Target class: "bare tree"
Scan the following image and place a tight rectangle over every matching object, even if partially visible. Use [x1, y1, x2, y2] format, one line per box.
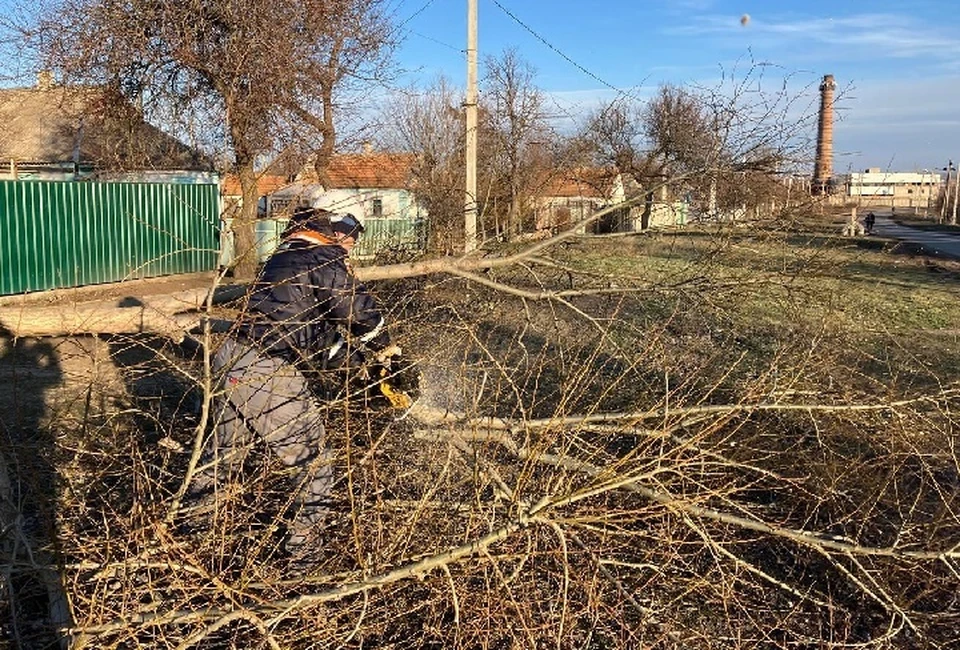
[479, 49, 554, 239]
[382, 51, 556, 250]
[26, 0, 395, 278]
[382, 78, 466, 254]
[585, 65, 812, 227]
[585, 85, 715, 229]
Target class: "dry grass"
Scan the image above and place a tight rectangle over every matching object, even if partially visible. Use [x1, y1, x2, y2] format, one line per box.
[3, 215, 960, 648]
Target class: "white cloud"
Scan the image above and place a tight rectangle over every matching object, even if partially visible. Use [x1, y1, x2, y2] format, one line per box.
[667, 12, 960, 69]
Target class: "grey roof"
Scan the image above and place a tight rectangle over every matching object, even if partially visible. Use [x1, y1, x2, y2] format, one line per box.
[0, 85, 210, 171]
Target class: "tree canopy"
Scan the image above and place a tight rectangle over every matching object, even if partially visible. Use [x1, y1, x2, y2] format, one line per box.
[29, 0, 395, 277]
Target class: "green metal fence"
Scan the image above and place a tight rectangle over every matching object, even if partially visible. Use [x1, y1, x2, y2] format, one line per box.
[0, 179, 220, 295]
[354, 217, 426, 259]
[220, 216, 426, 266]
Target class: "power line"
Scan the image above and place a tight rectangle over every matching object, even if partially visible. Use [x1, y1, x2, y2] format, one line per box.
[407, 29, 462, 53]
[398, 0, 440, 29]
[394, 0, 462, 53]
[489, 0, 624, 95]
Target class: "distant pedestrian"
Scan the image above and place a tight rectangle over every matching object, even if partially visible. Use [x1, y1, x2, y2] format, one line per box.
[865, 212, 876, 234]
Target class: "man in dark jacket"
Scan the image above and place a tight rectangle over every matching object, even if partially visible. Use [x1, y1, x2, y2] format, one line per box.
[197, 206, 397, 555]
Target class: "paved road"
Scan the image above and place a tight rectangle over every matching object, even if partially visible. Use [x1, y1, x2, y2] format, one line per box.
[867, 211, 960, 261]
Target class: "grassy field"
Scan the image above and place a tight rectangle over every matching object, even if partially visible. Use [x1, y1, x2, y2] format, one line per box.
[460, 215, 960, 414]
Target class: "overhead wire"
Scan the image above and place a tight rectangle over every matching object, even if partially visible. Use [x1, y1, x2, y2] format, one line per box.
[397, 0, 440, 28]
[396, 0, 462, 53]
[488, 0, 637, 99]
[487, 0, 651, 133]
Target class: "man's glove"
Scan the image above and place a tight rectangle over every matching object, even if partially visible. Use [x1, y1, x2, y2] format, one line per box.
[375, 344, 403, 364]
[371, 346, 421, 410]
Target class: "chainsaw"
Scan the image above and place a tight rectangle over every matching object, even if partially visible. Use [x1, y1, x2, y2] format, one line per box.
[304, 348, 421, 413]
[367, 354, 421, 411]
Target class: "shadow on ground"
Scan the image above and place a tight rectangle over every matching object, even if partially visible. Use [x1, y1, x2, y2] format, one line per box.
[0, 325, 70, 648]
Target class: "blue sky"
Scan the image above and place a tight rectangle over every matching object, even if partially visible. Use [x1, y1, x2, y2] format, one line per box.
[390, 0, 960, 174]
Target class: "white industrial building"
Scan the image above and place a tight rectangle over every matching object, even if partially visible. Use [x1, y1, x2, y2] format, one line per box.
[845, 168, 942, 209]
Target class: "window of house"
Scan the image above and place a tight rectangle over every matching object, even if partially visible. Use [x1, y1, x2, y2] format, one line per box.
[373, 198, 383, 218]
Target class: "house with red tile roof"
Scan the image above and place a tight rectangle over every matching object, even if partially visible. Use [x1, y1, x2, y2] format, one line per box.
[261, 145, 427, 258]
[533, 167, 689, 233]
[269, 147, 424, 223]
[533, 167, 625, 233]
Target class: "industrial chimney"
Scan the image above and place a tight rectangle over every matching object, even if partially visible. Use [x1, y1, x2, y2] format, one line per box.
[813, 74, 836, 194]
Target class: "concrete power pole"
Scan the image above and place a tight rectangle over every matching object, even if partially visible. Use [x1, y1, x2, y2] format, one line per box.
[941, 161, 953, 223]
[953, 161, 960, 225]
[464, 0, 478, 252]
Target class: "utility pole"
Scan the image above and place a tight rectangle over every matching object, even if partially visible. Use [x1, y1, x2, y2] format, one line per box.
[463, 0, 478, 252]
[953, 160, 960, 225]
[941, 161, 952, 223]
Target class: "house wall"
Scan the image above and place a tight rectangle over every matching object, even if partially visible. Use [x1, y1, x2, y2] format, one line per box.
[221, 184, 428, 264]
[316, 188, 425, 222]
[313, 188, 426, 259]
[627, 202, 689, 229]
[0, 162, 219, 185]
[267, 186, 425, 223]
[98, 171, 220, 185]
[0, 161, 89, 181]
[534, 197, 606, 233]
[534, 196, 689, 234]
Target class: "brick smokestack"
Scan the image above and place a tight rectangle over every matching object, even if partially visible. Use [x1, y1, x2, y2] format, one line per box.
[813, 74, 836, 194]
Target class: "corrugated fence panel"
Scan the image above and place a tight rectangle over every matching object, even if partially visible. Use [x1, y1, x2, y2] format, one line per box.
[354, 218, 425, 259]
[227, 216, 427, 264]
[0, 179, 220, 295]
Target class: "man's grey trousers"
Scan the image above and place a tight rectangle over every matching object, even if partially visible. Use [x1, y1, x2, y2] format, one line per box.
[197, 336, 333, 548]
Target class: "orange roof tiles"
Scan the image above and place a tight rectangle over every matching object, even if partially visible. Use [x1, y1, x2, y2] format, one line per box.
[324, 153, 417, 189]
[540, 168, 617, 198]
[221, 173, 291, 197]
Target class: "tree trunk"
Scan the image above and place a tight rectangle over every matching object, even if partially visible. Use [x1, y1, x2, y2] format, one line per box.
[231, 162, 261, 281]
[0, 286, 246, 340]
[641, 191, 654, 230]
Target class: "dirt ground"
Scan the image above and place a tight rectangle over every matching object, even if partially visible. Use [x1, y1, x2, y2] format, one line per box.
[0, 272, 222, 308]
[0, 272, 227, 423]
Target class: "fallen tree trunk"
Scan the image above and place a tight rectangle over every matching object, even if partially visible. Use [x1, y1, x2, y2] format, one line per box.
[0, 196, 643, 339]
[0, 285, 246, 340]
